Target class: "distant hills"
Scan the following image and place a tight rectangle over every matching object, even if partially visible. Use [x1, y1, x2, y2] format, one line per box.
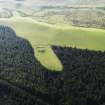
[22, 0, 105, 6]
[0, 0, 105, 7]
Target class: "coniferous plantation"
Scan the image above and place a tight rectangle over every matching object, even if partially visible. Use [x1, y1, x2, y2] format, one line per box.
[0, 26, 105, 105]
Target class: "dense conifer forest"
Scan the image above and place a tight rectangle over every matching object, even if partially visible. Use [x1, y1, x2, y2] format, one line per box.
[0, 26, 105, 105]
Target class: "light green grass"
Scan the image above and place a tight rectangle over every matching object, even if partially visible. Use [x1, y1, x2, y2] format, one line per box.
[34, 46, 63, 71]
[9, 17, 105, 51]
[0, 16, 105, 71]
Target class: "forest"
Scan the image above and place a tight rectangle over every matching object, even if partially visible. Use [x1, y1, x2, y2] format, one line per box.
[0, 26, 105, 105]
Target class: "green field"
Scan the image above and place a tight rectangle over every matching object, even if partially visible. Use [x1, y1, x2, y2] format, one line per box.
[1, 16, 105, 71]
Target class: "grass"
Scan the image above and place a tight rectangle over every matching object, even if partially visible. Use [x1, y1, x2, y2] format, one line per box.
[35, 46, 63, 71]
[0, 16, 105, 71]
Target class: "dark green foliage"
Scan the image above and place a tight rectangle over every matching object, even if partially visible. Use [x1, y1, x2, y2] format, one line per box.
[0, 26, 105, 105]
[0, 26, 64, 105]
[53, 46, 105, 105]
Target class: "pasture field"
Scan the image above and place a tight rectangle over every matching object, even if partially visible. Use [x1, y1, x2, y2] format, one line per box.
[35, 46, 63, 71]
[1, 16, 105, 71]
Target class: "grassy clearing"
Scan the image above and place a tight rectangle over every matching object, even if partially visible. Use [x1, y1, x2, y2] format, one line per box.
[0, 16, 105, 71]
[9, 17, 105, 51]
[34, 46, 63, 71]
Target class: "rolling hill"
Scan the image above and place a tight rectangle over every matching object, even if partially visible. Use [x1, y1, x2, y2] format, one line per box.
[0, 15, 105, 71]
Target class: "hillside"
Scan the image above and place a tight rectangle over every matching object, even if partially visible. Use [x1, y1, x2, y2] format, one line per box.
[32, 7, 105, 29]
[0, 1, 105, 105]
[8, 16, 105, 51]
[1, 15, 105, 71]
[53, 46, 105, 105]
[16, 0, 105, 6]
[0, 26, 105, 105]
[1, 34, 105, 105]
